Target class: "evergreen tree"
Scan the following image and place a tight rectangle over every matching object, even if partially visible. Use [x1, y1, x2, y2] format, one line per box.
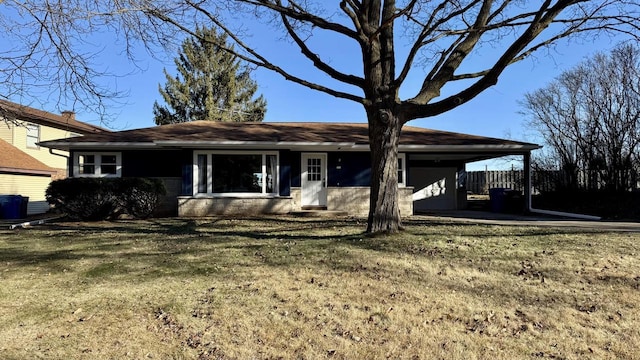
[153, 27, 266, 125]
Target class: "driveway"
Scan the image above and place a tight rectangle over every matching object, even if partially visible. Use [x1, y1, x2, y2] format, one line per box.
[412, 210, 640, 233]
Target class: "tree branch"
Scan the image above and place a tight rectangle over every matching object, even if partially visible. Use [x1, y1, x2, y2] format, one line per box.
[414, 2, 640, 84]
[237, 0, 359, 39]
[395, 1, 480, 88]
[410, 0, 494, 104]
[150, 2, 366, 104]
[279, 7, 365, 88]
[403, 0, 574, 121]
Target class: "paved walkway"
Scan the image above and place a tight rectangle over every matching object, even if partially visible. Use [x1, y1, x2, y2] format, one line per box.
[412, 210, 640, 232]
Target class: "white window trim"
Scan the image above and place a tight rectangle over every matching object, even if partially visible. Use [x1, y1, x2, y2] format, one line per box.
[398, 153, 406, 187]
[193, 150, 279, 196]
[73, 152, 122, 178]
[26, 123, 40, 149]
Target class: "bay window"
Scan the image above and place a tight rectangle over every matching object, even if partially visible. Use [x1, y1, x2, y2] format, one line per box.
[194, 151, 278, 195]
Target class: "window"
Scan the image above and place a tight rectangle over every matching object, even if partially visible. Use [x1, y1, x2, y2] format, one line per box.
[307, 157, 322, 181]
[78, 154, 96, 175]
[194, 151, 278, 195]
[26, 123, 40, 148]
[74, 152, 121, 177]
[197, 154, 209, 193]
[265, 154, 276, 193]
[398, 153, 406, 187]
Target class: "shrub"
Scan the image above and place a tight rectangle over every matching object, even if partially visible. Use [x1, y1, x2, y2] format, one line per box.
[118, 178, 167, 219]
[46, 178, 119, 221]
[46, 178, 166, 221]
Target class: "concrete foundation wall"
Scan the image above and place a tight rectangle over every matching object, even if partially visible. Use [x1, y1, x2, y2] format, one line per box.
[291, 186, 413, 217]
[178, 196, 293, 216]
[327, 186, 414, 216]
[177, 186, 414, 217]
[290, 188, 301, 210]
[399, 187, 414, 216]
[153, 177, 182, 217]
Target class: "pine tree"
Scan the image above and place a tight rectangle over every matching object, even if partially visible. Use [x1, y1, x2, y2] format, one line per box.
[153, 27, 266, 125]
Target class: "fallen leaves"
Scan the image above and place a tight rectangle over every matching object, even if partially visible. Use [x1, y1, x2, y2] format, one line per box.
[517, 260, 546, 283]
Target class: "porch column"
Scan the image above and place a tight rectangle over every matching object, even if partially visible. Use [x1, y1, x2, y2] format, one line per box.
[523, 152, 532, 212]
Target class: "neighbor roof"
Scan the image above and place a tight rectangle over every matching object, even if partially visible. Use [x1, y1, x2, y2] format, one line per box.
[0, 139, 56, 176]
[39, 121, 539, 153]
[0, 99, 107, 135]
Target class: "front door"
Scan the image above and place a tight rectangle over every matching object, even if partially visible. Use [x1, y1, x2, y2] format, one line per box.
[301, 153, 327, 208]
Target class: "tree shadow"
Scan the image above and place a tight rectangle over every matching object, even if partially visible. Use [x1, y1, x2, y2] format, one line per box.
[0, 216, 366, 281]
[2, 216, 633, 298]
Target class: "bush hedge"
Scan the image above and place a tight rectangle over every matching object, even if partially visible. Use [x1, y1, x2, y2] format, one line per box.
[46, 178, 166, 221]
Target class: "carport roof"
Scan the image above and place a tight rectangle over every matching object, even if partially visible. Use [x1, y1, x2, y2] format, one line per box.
[40, 121, 539, 157]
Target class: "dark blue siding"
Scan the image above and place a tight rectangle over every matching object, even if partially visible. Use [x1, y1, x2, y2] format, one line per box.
[407, 158, 461, 168]
[181, 151, 193, 195]
[328, 152, 371, 186]
[67, 152, 73, 177]
[279, 150, 291, 196]
[71, 149, 376, 194]
[289, 152, 371, 187]
[122, 150, 185, 177]
[290, 152, 302, 188]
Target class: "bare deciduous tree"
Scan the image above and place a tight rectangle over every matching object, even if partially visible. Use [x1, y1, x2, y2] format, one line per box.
[1, 1, 113, 119]
[2, 1, 640, 232]
[522, 43, 640, 192]
[0, 0, 183, 121]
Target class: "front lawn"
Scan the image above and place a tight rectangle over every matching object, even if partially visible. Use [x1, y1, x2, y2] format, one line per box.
[1, 217, 638, 359]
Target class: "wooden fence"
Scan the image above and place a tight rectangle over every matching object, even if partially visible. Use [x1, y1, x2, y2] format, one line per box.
[466, 170, 525, 194]
[466, 169, 640, 194]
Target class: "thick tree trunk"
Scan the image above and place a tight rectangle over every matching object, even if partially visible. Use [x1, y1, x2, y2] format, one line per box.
[366, 108, 402, 233]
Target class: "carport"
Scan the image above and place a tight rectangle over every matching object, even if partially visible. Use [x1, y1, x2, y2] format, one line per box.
[403, 143, 540, 213]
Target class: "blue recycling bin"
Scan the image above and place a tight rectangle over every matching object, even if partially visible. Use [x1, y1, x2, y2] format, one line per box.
[0, 195, 24, 219]
[488, 188, 507, 213]
[20, 196, 29, 218]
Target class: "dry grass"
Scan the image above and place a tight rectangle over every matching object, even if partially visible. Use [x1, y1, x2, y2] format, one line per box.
[0, 217, 639, 359]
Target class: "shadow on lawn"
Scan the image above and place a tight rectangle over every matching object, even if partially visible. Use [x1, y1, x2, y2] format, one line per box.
[36, 216, 365, 237]
[0, 217, 365, 280]
[0, 216, 613, 289]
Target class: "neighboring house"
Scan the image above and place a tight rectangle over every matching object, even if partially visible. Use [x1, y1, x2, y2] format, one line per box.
[0, 139, 57, 215]
[0, 100, 107, 215]
[40, 121, 540, 217]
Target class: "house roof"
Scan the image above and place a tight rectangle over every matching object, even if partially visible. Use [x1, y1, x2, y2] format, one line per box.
[0, 99, 107, 135]
[40, 121, 540, 156]
[0, 139, 56, 176]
